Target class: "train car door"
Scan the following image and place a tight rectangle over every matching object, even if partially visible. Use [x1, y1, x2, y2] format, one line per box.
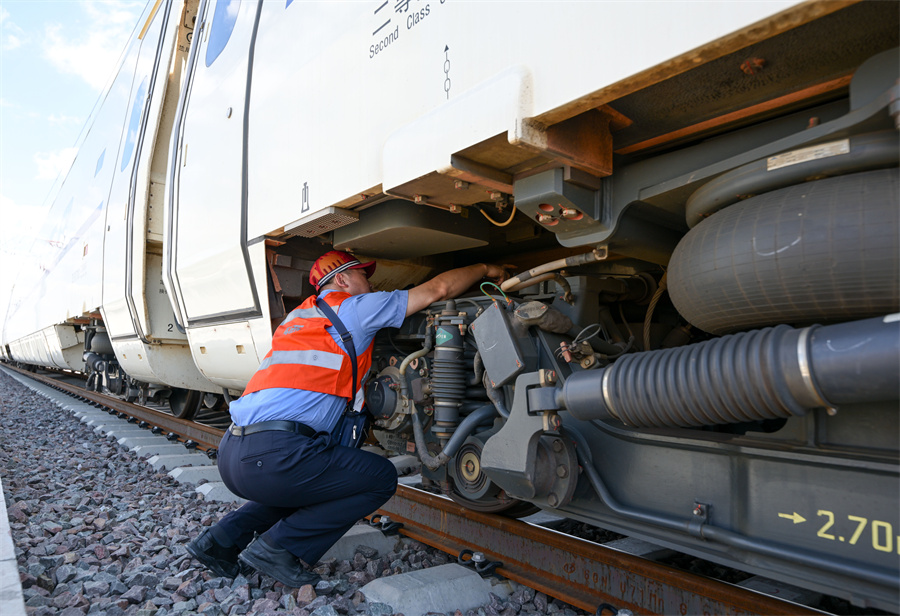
[166, 0, 270, 388]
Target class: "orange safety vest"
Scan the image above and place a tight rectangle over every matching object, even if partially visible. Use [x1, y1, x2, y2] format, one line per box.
[242, 292, 373, 402]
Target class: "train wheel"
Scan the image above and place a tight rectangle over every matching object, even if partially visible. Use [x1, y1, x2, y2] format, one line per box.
[168, 388, 201, 419]
[448, 440, 539, 518]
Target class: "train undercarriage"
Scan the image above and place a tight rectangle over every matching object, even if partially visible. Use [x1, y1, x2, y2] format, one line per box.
[62, 39, 898, 613]
[3, 0, 897, 610]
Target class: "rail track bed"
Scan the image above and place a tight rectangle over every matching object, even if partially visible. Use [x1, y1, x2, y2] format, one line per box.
[0, 365, 890, 616]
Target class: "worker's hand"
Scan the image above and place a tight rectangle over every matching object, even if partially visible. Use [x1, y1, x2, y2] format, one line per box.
[484, 264, 513, 284]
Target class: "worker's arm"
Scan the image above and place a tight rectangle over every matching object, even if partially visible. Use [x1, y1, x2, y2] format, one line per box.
[405, 263, 508, 316]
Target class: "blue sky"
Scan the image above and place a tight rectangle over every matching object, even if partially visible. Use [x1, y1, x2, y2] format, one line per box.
[0, 0, 145, 321]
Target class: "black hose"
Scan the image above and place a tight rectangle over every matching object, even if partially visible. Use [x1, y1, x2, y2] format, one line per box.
[484, 372, 510, 418]
[560, 315, 899, 428]
[440, 405, 497, 458]
[413, 403, 497, 470]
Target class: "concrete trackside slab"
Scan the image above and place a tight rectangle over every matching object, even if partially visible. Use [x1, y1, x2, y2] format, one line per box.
[148, 453, 215, 471]
[88, 421, 125, 433]
[118, 435, 172, 449]
[90, 423, 136, 435]
[132, 443, 194, 458]
[361, 563, 492, 616]
[68, 404, 105, 413]
[104, 427, 155, 439]
[74, 412, 113, 423]
[64, 402, 103, 410]
[196, 482, 246, 504]
[322, 525, 401, 562]
[84, 419, 117, 430]
[0, 476, 27, 616]
[168, 466, 222, 485]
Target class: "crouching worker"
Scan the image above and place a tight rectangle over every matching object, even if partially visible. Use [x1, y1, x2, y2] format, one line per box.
[187, 250, 508, 586]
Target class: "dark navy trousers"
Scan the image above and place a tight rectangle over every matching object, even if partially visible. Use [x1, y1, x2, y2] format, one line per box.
[209, 429, 397, 567]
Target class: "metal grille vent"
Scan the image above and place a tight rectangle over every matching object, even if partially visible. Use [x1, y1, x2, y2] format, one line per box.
[283, 207, 359, 238]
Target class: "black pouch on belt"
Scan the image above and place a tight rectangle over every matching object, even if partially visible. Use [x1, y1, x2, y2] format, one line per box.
[316, 296, 371, 449]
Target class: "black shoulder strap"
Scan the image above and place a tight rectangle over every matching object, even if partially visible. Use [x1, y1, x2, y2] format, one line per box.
[315, 295, 358, 412]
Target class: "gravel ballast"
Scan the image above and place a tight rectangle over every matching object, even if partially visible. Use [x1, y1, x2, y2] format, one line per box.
[0, 371, 588, 616]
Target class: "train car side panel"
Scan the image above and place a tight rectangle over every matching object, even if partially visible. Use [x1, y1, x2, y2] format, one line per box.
[245, 0, 798, 240]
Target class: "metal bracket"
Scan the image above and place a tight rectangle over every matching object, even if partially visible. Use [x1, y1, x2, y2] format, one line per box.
[458, 549, 503, 577]
[369, 514, 404, 536]
[480, 372, 578, 509]
[688, 502, 710, 538]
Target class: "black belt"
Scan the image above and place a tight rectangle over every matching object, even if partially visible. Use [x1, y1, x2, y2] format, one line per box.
[229, 420, 317, 438]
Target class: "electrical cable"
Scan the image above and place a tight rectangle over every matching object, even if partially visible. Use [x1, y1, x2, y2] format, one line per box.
[477, 204, 517, 227]
[479, 281, 509, 304]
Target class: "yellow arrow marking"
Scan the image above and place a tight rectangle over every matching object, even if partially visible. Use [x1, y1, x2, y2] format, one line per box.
[778, 512, 807, 524]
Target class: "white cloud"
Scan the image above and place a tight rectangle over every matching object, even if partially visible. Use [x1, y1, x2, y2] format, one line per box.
[43, 0, 144, 91]
[34, 147, 78, 181]
[83, 0, 146, 26]
[0, 6, 28, 51]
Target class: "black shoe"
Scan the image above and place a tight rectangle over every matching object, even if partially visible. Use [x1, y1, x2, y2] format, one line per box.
[187, 529, 242, 578]
[238, 536, 321, 588]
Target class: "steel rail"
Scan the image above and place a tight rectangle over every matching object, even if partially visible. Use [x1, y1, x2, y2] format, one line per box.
[4, 365, 224, 450]
[377, 486, 826, 616]
[6, 363, 826, 615]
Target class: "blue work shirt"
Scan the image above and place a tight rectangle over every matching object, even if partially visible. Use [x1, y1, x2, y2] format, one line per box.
[229, 289, 408, 432]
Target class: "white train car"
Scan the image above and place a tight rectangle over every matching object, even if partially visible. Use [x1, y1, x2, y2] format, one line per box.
[8, 0, 823, 398]
[3, 0, 898, 608]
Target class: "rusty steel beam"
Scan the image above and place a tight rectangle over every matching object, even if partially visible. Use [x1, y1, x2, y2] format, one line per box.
[6, 365, 224, 450]
[378, 486, 825, 616]
[614, 74, 852, 156]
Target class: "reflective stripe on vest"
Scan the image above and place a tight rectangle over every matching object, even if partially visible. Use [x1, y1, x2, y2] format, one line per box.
[281, 306, 326, 324]
[242, 292, 373, 401]
[257, 349, 344, 372]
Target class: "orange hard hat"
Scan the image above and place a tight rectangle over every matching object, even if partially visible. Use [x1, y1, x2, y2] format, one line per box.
[309, 250, 376, 291]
